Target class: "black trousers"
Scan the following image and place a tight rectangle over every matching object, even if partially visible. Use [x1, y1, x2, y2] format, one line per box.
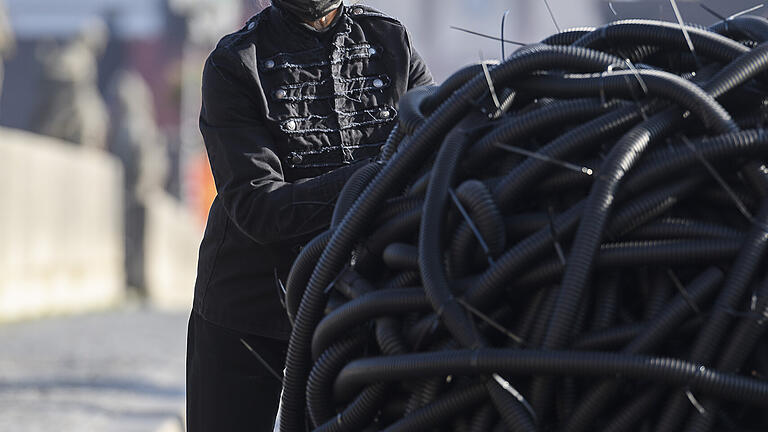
[186, 311, 288, 431]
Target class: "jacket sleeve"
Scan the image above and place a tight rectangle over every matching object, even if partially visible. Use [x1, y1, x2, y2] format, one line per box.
[405, 30, 435, 89]
[199, 48, 365, 246]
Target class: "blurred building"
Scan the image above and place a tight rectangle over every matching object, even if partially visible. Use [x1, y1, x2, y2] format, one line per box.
[363, 0, 603, 82]
[2, 0, 170, 130]
[0, 0, 242, 313]
[0, 0, 240, 203]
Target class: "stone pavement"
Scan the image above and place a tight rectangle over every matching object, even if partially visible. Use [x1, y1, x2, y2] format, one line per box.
[0, 307, 188, 432]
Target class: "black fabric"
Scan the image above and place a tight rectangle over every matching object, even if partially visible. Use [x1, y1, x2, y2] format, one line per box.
[193, 4, 434, 339]
[272, 0, 343, 22]
[186, 311, 288, 432]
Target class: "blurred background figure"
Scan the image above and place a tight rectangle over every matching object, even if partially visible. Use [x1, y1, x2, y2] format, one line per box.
[0, 0, 14, 103]
[110, 70, 170, 297]
[33, 19, 110, 149]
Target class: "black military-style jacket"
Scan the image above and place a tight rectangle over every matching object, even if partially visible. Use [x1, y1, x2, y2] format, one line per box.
[194, 4, 433, 338]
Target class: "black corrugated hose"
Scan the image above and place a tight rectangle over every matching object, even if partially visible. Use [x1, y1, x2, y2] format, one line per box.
[278, 18, 768, 432]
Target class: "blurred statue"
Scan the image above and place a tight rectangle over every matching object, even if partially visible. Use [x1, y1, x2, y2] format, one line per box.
[109, 70, 169, 295]
[34, 19, 110, 149]
[0, 0, 15, 102]
[111, 71, 169, 202]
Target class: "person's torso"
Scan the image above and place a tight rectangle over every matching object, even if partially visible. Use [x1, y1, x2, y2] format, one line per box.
[194, 5, 414, 337]
[252, 5, 410, 180]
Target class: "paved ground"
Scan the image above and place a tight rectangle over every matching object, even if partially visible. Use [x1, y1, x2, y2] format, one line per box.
[0, 307, 188, 432]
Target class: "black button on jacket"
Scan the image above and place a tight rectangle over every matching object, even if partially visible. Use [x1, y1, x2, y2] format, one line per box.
[194, 4, 434, 339]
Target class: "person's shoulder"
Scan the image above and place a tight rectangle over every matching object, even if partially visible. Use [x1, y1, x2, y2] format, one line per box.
[347, 4, 406, 28]
[211, 8, 269, 57]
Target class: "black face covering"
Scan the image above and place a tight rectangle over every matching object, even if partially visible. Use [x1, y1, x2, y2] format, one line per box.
[272, 0, 343, 22]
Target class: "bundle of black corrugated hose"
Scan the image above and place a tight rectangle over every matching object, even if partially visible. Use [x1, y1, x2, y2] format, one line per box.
[278, 16, 768, 432]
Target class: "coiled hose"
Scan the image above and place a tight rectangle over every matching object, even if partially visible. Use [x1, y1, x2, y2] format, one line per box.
[280, 18, 768, 432]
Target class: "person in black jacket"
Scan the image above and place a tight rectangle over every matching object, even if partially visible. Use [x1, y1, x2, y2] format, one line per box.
[186, 1, 434, 430]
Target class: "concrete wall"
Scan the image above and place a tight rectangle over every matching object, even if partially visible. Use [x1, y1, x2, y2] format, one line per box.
[144, 190, 202, 310]
[0, 127, 125, 321]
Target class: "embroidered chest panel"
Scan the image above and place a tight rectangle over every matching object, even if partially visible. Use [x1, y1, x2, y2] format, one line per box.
[256, 15, 401, 172]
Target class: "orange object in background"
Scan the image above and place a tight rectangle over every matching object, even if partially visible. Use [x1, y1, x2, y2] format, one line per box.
[187, 152, 217, 225]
